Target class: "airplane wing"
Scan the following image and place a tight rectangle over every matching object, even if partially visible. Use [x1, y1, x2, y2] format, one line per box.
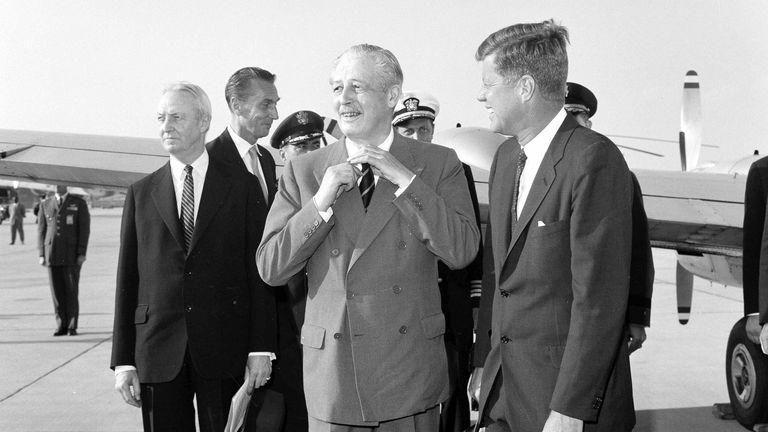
[0, 129, 167, 189]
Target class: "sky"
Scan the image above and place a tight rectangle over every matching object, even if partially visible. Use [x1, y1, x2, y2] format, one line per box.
[2, 1, 767, 171]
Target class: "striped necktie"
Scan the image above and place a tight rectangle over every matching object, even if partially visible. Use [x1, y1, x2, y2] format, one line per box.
[359, 163, 375, 210]
[511, 148, 527, 224]
[181, 165, 195, 252]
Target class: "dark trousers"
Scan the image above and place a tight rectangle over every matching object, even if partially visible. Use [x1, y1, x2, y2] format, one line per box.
[480, 373, 512, 432]
[48, 265, 80, 331]
[10, 220, 24, 243]
[440, 339, 470, 432]
[140, 350, 240, 432]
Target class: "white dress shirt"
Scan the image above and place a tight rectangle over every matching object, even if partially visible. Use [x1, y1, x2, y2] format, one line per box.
[515, 109, 567, 218]
[169, 151, 209, 222]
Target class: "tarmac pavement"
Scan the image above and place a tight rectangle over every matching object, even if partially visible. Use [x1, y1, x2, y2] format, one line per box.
[0, 209, 752, 431]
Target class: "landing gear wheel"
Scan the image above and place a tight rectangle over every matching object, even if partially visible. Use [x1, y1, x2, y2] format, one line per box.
[726, 316, 768, 429]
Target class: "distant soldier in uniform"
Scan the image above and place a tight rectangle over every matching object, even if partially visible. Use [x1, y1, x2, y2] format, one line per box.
[564, 82, 655, 353]
[38, 185, 90, 336]
[392, 90, 483, 432]
[271, 110, 326, 163]
[9, 196, 26, 245]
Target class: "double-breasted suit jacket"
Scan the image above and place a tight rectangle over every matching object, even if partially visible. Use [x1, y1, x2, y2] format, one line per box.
[110, 157, 276, 383]
[476, 114, 635, 431]
[256, 134, 480, 425]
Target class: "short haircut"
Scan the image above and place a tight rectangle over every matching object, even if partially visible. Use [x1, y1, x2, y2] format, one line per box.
[225, 67, 276, 111]
[475, 20, 570, 102]
[333, 44, 403, 92]
[161, 81, 212, 132]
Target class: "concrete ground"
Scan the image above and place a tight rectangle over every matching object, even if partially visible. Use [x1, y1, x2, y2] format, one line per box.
[0, 209, 752, 431]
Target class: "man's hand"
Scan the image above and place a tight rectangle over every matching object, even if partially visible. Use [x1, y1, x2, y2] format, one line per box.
[347, 145, 414, 188]
[38, 257, 45, 266]
[627, 324, 647, 354]
[747, 315, 762, 345]
[314, 163, 360, 212]
[542, 410, 583, 432]
[115, 370, 142, 408]
[760, 324, 768, 355]
[468, 367, 483, 409]
[76, 255, 86, 266]
[244, 355, 272, 394]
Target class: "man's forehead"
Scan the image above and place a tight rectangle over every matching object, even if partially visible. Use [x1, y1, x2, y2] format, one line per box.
[157, 91, 195, 112]
[244, 79, 279, 100]
[331, 54, 374, 80]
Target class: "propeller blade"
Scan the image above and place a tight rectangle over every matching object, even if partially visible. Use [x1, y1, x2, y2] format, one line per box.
[676, 261, 693, 324]
[680, 70, 703, 171]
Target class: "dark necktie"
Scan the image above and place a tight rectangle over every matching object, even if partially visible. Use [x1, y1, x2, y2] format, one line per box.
[510, 148, 527, 225]
[181, 165, 195, 252]
[359, 163, 375, 210]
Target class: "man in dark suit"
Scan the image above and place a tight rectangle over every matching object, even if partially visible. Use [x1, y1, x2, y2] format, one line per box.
[206, 67, 307, 432]
[392, 90, 483, 432]
[111, 82, 276, 432]
[745, 157, 768, 350]
[38, 184, 90, 336]
[257, 44, 480, 432]
[471, 21, 635, 432]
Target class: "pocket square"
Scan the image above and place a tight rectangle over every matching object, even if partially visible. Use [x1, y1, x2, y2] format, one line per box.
[537, 220, 546, 227]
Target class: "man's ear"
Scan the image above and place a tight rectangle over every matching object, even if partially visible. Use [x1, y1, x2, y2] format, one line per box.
[229, 97, 241, 115]
[386, 85, 401, 108]
[518, 75, 536, 103]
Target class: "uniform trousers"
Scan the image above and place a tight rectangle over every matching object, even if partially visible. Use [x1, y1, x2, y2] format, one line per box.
[48, 265, 80, 332]
[440, 338, 470, 432]
[10, 220, 24, 243]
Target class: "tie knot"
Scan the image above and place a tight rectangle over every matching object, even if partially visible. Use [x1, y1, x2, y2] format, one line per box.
[184, 165, 193, 175]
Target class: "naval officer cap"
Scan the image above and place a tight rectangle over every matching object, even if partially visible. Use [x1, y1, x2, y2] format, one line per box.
[270, 110, 325, 149]
[392, 90, 440, 126]
[565, 82, 598, 118]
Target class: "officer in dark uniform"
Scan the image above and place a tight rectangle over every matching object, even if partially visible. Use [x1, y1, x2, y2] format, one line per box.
[565, 82, 655, 352]
[269, 110, 326, 432]
[270, 110, 326, 163]
[38, 185, 90, 336]
[392, 91, 483, 432]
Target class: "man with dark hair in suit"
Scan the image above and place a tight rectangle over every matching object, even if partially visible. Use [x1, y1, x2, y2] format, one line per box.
[257, 44, 480, 432]
[207, 67, 307, 432]
[38, 184, 90, 336]
[111, 81, 276, 432]
[471, 21, 635, 432]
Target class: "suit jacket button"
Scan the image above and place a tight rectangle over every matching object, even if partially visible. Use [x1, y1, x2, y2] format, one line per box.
[500, 290, 509, 298]
[392, 285, 402, 294]
[397, 241, 407, 250]
[500, 336, 510, 344]
[399, 326, 408, 334]
[185, 306, 192, 312]
[346, 292, 355, 300]
[333, 333, 342, 340]
[331, 248, 340, 256]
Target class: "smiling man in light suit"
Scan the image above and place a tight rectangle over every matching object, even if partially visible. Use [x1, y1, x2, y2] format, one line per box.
[257, 44, 480, 432]
[471, 21, 636, 432]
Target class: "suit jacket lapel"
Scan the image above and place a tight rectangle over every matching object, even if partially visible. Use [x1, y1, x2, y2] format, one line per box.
[259, 148, 277, 205]
[490, 139, 517, 272]
[189, 161, 231, 253]
[325, 139, 365, 244]
[150, 163, 186, 252]
[349, 136, 418, 270]
[505, 116, 577, 259]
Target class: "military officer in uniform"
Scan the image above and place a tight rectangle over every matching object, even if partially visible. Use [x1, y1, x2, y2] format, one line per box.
[392, 90, 483, 432]
[38, 185, 90, 336]
[271, 110, 326, 163]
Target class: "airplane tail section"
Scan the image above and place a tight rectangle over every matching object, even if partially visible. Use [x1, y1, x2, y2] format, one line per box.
[680, 70, 703, 171]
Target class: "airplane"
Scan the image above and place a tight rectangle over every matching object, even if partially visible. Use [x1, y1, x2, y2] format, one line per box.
[0, 72, 765, 429]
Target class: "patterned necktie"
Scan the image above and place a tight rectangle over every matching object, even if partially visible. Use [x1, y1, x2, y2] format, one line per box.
[359, 163, 375, 210]
[510, 148, 527, 224]
[181, 165, 195, 252]
[248, 146, 269, 202]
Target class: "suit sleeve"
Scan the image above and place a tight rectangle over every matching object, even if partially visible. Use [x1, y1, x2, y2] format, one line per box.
[463, 165, 484, 308]
[77, 198, 91, 257]
[627, 172, 654, 327]
[392, 148, 480, 270]
[111, 185, 139, 369]
[257, 160, 334, 287]
[37, 201, 47, 258]
[549, 140, 633, 421]
[744, 162, 765, 317]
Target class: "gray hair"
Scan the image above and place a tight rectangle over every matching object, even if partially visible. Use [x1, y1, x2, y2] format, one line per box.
[161, 81, 212, 132]
[333, 44, 403, 92]
[476, 20, 570, 102]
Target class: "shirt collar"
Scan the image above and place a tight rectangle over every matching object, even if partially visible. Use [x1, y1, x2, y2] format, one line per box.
[345, 128, 395, 158]
[228, 125, 262, 159]
[521, 108, 567, 155]
[169, 149, 209, 181]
